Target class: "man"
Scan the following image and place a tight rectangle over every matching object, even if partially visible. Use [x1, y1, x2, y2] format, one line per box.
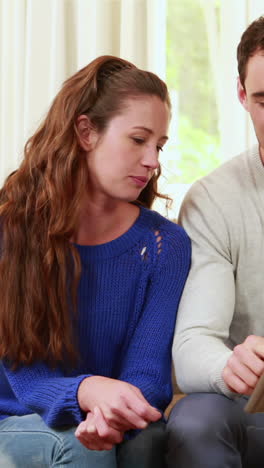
[167, 15, 264, 468]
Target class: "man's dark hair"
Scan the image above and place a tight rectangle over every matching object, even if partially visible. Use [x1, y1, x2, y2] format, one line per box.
[237, 15, 264, 88]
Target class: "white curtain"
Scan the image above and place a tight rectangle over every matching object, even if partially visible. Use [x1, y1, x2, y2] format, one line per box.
[0, 0, 166, 185]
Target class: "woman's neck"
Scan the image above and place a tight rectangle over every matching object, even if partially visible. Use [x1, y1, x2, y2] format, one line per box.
[72, 200, 140, 246]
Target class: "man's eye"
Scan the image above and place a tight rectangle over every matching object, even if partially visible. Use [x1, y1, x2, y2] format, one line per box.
[157, 146, 163, 152]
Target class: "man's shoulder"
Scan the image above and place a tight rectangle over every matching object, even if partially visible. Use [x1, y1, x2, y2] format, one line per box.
[179, 145, 261, 228]
[200, 149, 247, 185]
[187, 146, 258, 201]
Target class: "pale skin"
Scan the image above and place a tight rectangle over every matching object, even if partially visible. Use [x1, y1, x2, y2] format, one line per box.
[71, 95, 170, 450]
[222, 51, 264, 395]
[76, 377, 161, 450]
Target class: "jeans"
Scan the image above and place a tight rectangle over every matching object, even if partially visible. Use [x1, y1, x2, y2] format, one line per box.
[0, 414, 166, 468]
[166, 392, 264, 468]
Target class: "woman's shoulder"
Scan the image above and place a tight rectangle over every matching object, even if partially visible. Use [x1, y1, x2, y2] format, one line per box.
[140, 206, 191, 253]
[140, 206, 189, 237]
[138, 207, 191, 277]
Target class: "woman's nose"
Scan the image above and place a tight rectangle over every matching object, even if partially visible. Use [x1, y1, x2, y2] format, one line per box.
[142, 149, 159, 169]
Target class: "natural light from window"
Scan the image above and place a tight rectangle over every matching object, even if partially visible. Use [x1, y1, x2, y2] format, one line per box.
[155, 0, 262, 220]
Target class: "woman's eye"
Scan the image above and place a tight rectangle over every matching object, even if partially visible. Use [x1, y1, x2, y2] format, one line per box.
[132, 138, 145, 145]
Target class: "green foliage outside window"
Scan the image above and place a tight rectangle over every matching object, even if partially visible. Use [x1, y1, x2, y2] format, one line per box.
[166, 0, 222, 184]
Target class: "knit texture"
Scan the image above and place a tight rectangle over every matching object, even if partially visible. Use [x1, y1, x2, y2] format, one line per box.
[174, 144, 264, 397]
[0, 205, 191, 427]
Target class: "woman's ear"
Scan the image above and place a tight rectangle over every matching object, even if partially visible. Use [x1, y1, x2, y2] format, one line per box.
[76, 115, 99, 151]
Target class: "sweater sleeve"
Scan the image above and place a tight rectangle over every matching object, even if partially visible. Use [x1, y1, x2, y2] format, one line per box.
[2, 360, 91, 427]
[118, 225, 191, 412]
[173, 180, 236, 396]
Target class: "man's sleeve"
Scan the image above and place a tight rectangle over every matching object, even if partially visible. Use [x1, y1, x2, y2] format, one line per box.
[173, 180, 235, 396]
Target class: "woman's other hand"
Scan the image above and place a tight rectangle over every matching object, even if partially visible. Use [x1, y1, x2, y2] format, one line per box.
[77, 376, 161, 432]
[75, 406, 124, 450]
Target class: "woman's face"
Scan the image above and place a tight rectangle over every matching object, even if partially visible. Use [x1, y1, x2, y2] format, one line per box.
[84, 95, 170, 204]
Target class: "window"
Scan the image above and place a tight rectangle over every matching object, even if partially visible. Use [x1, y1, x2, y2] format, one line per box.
[155, 0, 262, 219]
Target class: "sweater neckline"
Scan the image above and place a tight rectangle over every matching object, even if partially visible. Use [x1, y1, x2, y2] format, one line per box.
[248, 143, 264, 182]
[249, 144, 264, 171]
[246, 144, 264, 207]
[74, 205, 153, 260]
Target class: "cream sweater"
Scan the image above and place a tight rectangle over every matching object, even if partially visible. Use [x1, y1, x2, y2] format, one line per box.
[174, 145, 264, 396]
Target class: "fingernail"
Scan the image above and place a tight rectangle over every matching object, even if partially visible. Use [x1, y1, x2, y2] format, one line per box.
[87, 425, 96, 433]
[140, 421, 147, 428]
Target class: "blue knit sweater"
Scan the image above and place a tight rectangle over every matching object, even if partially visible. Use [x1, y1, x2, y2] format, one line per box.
[0, 206, 191, 428]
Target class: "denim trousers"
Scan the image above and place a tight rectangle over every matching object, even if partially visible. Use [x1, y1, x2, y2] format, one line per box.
[0, 414, 166, 468]
[166, 392, 264, 468]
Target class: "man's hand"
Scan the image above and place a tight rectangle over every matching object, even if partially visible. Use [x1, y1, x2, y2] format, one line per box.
[222, 335, 264, 395]
[75, 406, 123, 450]
[77, 376, 161, 432]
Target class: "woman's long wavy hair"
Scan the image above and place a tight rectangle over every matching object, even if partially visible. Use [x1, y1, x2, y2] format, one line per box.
[0, 55, 171, 368]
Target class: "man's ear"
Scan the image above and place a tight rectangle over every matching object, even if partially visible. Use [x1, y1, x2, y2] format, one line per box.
[237, 77, 249, 111]
[76, 115, 98, 151]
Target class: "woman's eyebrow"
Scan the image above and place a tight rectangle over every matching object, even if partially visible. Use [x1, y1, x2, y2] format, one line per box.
[132, 126, 168, 140]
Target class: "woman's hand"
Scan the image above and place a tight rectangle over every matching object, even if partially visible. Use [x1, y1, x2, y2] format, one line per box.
[77, 376, 161, 432]
[75, 406, 124, 450]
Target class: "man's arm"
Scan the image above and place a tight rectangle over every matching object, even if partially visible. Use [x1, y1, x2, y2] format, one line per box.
[173, 180, 235, 396]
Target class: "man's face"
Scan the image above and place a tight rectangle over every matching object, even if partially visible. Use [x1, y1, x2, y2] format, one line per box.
[238, 51, 264, 158]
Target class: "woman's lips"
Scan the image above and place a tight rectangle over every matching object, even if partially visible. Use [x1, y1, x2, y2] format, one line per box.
[130, 176, 148, 187]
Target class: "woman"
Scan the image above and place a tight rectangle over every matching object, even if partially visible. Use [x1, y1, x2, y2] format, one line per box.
[0, 55, 191, 467]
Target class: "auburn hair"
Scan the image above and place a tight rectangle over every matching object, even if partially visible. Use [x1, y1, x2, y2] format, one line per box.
[0, 55, 171, 367]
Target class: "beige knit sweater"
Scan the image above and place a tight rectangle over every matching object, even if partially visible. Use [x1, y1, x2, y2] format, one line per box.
[173, 144, 264, 397]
